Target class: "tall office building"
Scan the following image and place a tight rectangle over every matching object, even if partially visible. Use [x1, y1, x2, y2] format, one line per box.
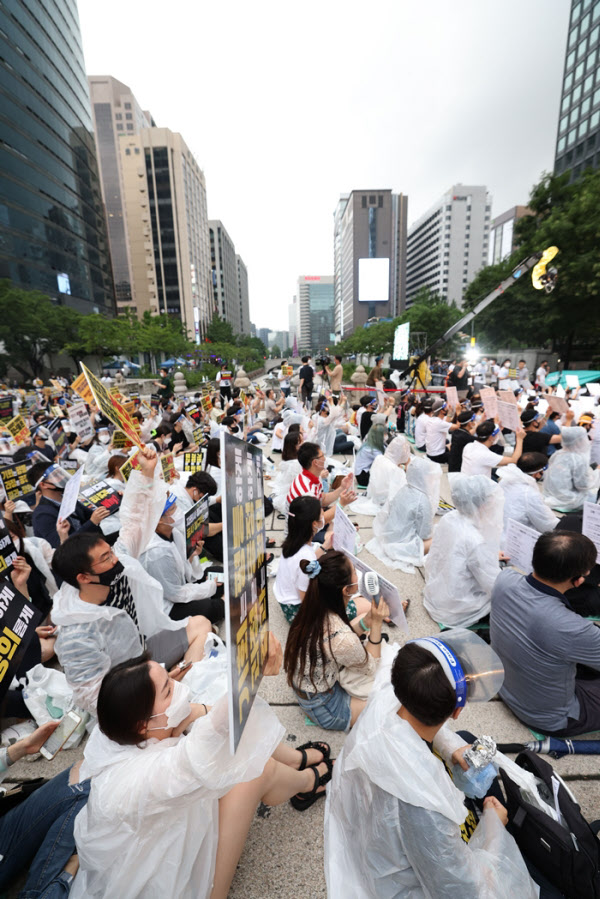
[406, 185, 491, 309]
[0, 0, 115, 314]
[258, 327, 270, 347]
[333, 190, 408, 340]
[555, 2, 600, 179]
[88, 76, 154, 308]
[288, 296, 298, 349]
[236, 255, 250, 336]
[119, 129, 212, 341]
[488, 205, 532, 265]
[297, 276, 334, 353]
[209, 221, 246, 335]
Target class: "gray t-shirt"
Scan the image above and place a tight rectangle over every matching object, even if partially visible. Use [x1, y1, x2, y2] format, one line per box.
[490, 568, 600, 731]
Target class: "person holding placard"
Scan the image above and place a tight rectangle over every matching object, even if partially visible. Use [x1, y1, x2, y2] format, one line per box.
[543, 426, 600, 512]
[497, 453, 559, 544]
[27, 461, 109, 549]
[521, 406, 574, 455]
[278, 359, 291, 397]
[425, 400, 459, 464]
[461, 421, 525, 478]
[448, 411, 477, 473]
[216, 363, 232, 405]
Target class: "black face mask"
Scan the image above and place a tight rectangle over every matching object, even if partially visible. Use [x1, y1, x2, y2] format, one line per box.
[92, 559, 125, 587]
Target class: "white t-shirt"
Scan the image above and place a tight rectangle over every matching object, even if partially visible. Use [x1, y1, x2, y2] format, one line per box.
[273, 543, 316, 606]
[425, 417, 451, 457]
[414, 413, 429, 449]
[536, 366, 547, 387]
[498, 366, 510, 382]
[461, 441, 502, 477]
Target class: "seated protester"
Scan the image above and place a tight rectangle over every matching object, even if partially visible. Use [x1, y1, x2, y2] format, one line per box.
[272, 430, 302, 515]
[105, 452, 127, 488]
[543, 426, 600, 512]
[521, 406, 574, 454]
[264, 388, 285, 424]
[274, 496, 332, 623]
[539, 410, 562, 455]
[139, 494, 223, 623]
[552, 513, 600, 616]
[424, 474, 505, 627]
[354, 395, 370, 432]
[72, 649, 332, 899]
[497, 453, 559, 544]
[168, 416, 192, 454]
[313, 396, 351, 457]
[66, 431, 89, 467]
[447, 410, 477, 472]
[50, 447, 213, 714]
[151, 422, 175, 455]
[83, 428, 112, 479]
[324, 632, 539, 899]
[413, 398, 434, 451]
[359, 397, 378, 440]
[271, 417, 287, 453]
[490, 531, 600, 736]
[171, 470, 219, 519]
[283, 550, 390, 731]
[424, 399, 459, 464]
[354, 415, 386, 487]
[13, 426, 55, 464]
[461, 420, 525, 478]
[367, 455, 441, 573]
[0, 721, 90, 897]
[351, 435, 410, 514]
[286, 442, 356, 526]
[28, 461, 110, 549]
[204, 437, 222, 499]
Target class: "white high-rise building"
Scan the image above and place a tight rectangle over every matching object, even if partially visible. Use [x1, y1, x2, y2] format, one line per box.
[406, 185, 491, 309]
[288, 297, 298, 349]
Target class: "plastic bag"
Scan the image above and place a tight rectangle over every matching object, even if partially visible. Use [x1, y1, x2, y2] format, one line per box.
[22, 664, 88, 749]
[183, 634, 229, 706]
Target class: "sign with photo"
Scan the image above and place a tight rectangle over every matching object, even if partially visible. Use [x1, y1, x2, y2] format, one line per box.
[47, 419, 67, 456]
[0, 397, 13, 420]
[184, 496, 209, 558]
[68, 403, 94, 443]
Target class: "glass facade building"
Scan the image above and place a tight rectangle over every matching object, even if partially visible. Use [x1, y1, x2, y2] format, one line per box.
[555, 0, 600, 178]
[0, 0, 115, 313]
[297, 276, 334, 354]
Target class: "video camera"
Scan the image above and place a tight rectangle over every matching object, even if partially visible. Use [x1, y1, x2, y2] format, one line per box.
[317, 355, 331, 368]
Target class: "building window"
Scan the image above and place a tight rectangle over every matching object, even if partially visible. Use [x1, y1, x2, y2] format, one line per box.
[125, 148, 131, 155]
[569, 26, 579, 47]
[125, 102, 132, 109]
[134, 147, 140, 154]
[594, 86, 600, 105]
[573, 83, 583, 102]
[126, 113, 133, 120]
[115, 113, 122, 120]
[576, 61, 585, 79]
[584, 73, 595, 93]
[369, 195, 376, 205]
[361, 196, 367, 208]
[568, 49, 576, 68]
[127, 124, 133, 130]
[378, 195, 383, 207]
[116, 123, 123, 131]
[570, 106, 580, 126]
[557, 135, 567, 153]
[572, 1, 581, 21]
[568, 127, 577, 146]
[565, 71, 574, 90]
[591, 109, 600, 128]
[582, 96, 591, 115]
[579, 118, 589, 138]
[578, 39, 588, 60]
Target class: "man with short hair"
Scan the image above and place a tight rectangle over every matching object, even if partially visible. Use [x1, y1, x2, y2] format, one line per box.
[298, 356, 314, 408]
[491, 530, 600, 735]
[424, 400, 459, 464]
[461, 421, 525, 478]
[28, 461, 110, 548]
[447, 358, 469, 400]
[496, 452, 559, 542]
[286, 441, 355, 524]
[521, 406, 574, 454]
[325, 355, 344, 397]
[447, 410, 477, 472]
[516, 359, 529, 386]
[536, 360, 549, 390]
[264, 388, 285, 424]
[153, 368, 172, 407]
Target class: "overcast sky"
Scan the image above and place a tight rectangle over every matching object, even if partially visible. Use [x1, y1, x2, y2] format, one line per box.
[78, 0, 570, 332]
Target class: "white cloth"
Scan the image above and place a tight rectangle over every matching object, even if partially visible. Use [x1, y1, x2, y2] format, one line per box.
[425, 416, 451, 457]
[313, 406, 345, 458]
[497, 465, 559, 543]
[423, 475, 503, 626]
[206, 464, 222, 499]
[273, 544, 315, 606]
[414, 413, 429, 449]
[543, 427, 600, 511]
[324, 643, 539, 899]
[349, 454, 407, 516]
[271, 459, 302, 515]
[23, 536, 58, 596]
[73, 695, 284, 899]
[140, 531, 217, 611]
[461, 441, 503, 477]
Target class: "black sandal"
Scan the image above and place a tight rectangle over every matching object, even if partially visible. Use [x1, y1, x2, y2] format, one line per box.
[290, 759, 334, 811]
[266, 538, 276, 548]
[296, 740, 331, 771]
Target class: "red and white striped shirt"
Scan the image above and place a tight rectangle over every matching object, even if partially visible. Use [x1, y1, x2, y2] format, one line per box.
[286, 469, 323, 505]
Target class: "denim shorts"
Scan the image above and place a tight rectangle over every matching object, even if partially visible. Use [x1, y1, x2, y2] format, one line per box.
[295, 681, 352, 732]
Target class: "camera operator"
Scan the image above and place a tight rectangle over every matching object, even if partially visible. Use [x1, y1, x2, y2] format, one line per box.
[325, 355, 343, 400]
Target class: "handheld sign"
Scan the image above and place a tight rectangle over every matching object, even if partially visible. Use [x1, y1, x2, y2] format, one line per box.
[498, 390, 518, 406]
[497, 401, 521, 432]
[503, 519, 540, 574]
[68, 404, 94, 443]
[565, 374, 580, 389]
[183, 451, 205, 472]
[332, 506, 358, 556]
[344, 550, 408, 632]
[58, 467, 84, 522]
[119, 450, 141, 483]
[150, 395, 161, 412]
[80, 363, 144, 450]
[0, 397, 13, 421]
[112, 430, 136, 451]
[282, 365, 293, 377]
[160, 453, 176, 483]
[186, 405, 202, 423]
[5, 416, 30, 446]
[185, 496, 209, 558]
[220, 432, 269, 754]
[0, 462, 35, 502]
[446, 386, 459, 408]
[221, 371, 232, 380]
[47, 419, 67, 457]
[201, 395, 212, 413]
[79, 480, 122, 516]
[192, 425, 204, 446]
[583, 502, 600, 557]
[0, 514, 18, 576]
[70, 372, 94, 405]
[546, 394, 570, 415]
[0, 579, 42, 704]
[480, 387, 498, 421]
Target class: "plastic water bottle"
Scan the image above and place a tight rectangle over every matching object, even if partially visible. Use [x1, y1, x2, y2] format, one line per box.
[450, 762, 497, 799]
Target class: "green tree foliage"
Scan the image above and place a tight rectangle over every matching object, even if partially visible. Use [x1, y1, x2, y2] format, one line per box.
[270, 344, 281, 357]
[206, 314, 235, 344]
[0, 281, 67, 378]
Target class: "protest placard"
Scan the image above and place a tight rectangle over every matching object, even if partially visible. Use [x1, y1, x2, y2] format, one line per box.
[184, 496, 209, 557]
[546, 394, 570, 415]
[150, 394, 161, 412]
[586, 382, 600, 397]
[112, 430, 136, 451]
[61, 459, 80, 474]
[0, 461, 35, 501]
[183, 451, 205, 472]
[58, 467, 84, 522]
[565, 374, 580, 389]
[119, 450, 141, 482]
[333, 505, 358, 556]
[79, 480, 122, 516]
[47, 419, 67, 456]
[480, 387, 498, 421]
[0, 514, 18, 577]
[221, 371, 232, 380]
[445, 386, 459, 408]
[201, 395, 212, 413]
[0, 579, 42, 704]
[68, 403, 94, 443]
[497, 401, 521, 432]
[281, 365, 293, 377]
[498, 389, 518, 406]
[344, 550, 408, 632]
[80, 363, 144, 449]
[70, 372, 94, 405]
[502, 518, 540, 574]
[221, 432, 268, 754]
[192, 425, 204, 446]
[186, 404, 201, 423]
[0, 397, 13, 420]
[5, 416, 30, 446]
[583, 502, 600, 557]
[160, 453, 176, 483]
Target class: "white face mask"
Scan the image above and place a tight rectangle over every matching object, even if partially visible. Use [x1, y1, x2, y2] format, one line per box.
[147, 679, 192, 731]
[98, 433, 110, 445]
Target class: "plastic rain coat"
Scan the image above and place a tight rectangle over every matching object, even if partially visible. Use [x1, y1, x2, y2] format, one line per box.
[324, 644, 539, 899]
[366, 456, 440, 573]
[271, 459, 302, 514]
[543, 426, 600, 511]
[423, 475, 503, 627]
[72, 695, 284, 899]
[350, 437, 410, 515]
[497, 464, 559, 544]
[52, 470, 185, 714]
[140, 529, 217, 611]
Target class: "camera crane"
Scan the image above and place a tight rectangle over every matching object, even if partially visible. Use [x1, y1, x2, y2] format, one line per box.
[398, 247, 559, 390]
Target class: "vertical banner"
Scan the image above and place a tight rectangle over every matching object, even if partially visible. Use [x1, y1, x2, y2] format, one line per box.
[221, 432, 268, 754]
[0, 514, 18, 576]
[0, 580, 42, 704]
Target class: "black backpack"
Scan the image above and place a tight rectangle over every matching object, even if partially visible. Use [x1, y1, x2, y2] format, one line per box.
[499, 750, 600, 899]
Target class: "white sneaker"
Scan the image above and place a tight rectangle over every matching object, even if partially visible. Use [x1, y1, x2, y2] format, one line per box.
[1, 720, 36, 747]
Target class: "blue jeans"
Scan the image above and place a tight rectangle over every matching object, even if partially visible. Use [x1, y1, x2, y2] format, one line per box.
[295, 681, 352, 731]
[0, 766, 91, 898]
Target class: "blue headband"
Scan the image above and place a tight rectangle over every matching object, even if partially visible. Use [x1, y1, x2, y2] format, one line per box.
[410, 637, 468, 708]
[162, 492, 177, 516]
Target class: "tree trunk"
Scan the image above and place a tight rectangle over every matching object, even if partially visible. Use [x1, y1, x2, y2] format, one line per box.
[562, 331, 575, 369]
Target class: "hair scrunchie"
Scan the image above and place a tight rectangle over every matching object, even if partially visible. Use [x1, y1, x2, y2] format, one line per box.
[305, 559, 322, 579]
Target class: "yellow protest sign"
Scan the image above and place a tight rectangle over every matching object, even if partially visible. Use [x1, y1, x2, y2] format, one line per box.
[71, 372, 94, 405]
[80, 364, 143, 449]
[5, 416, 30, 445]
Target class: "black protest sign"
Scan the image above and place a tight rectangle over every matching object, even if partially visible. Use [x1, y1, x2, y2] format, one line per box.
[79, 480, 122, 517]
[0, 580, 42, 704]
[151, 394, 161, 411]
[184, 496, 209, 558]
[0, 397, 13, 420]
[221, 432, 268, 754]
[0, 514, 18, 577]
[186, 405, 201, 423]
[0, 462, 35, 501]
[192, 425, 204, 445]
[183, 451, 205, 472]
[47, 419, 67, 457]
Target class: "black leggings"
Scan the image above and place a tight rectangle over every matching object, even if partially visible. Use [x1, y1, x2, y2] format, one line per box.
[169, 594, 225, 623]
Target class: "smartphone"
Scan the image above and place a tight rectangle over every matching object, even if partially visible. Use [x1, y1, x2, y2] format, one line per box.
[177, 659, 192, 671]
[39, 711, 82, 760]
[206, 571, 225, 584]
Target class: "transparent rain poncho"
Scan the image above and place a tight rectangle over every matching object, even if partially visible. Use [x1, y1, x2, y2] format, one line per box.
[350, 436, 411, 515]
[324, 643, 539, 899]
[543, 426, 600, 511]
[423, 475, 504, 627]
[366, 456, 441, 572]
[496, 464, 559, 544]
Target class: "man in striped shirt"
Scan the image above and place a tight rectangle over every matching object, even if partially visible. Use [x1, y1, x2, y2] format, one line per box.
[287, 442, 356, 524]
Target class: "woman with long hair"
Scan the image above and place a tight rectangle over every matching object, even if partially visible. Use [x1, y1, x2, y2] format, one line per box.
[271, 429, 302, 514]
[283, 550, 389, 731]
[274, 496, 333, 622]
